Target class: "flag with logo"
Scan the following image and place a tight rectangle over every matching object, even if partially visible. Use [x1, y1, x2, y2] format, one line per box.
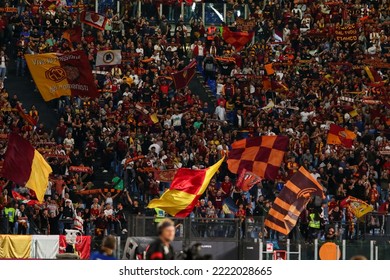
[227, 136, 289, 180]
[62, 26, 82, 43]
[96, 50, 122, 66]
[222, 26, 254, 52]
[236, 168, 262, 192]
[3, 134, 52, 202]
[265, 167, 325, 235]
[25, 51, 98, 101]
[147, 157, 224, 217]
[340, 196, 373, 219]
[171, 60, 196, 89]
[80, 11, 107, 30]
[154, 169, 178, 182]
[327, 124, 356, 148]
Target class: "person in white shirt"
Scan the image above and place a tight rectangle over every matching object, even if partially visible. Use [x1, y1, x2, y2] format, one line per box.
[171, 112, 183, 130]
[63, 133, 75, 152]
[214, 104, 226, 121]
[300, 110, 315, 122]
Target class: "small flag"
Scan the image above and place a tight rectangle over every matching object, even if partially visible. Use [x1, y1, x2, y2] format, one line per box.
[96, 50, 122, 66]
[327, 124, 356, 148]
[80, 11, 107, 30]
[16, 103, 37, 126]
[171, 60, 196, 90]
[236, 168, 262, 192]
[3, 134, 52, 202]
[264, 63, 275, 75]
[265, 167, 325, 235]
[147, 157, 224, 217]
[261, 100, 275, 112]
[222, 197, 238, 215]
[340, 196, 373, 219]
[227, 136, 289, 180]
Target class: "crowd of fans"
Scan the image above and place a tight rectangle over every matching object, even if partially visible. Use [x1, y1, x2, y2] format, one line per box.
[0, 0, 389, 242]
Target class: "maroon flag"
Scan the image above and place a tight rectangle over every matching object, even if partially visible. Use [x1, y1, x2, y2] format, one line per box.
[222, 26, 254, 52]
[16, 103, 38, 126]
[171, 60, 196, 89]
[236, 168, 262, 191]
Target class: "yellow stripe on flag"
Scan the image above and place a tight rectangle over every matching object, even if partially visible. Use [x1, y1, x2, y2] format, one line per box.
[364, 66, 375, 83]
[0, 235, 32, 259]
[26, 150, 53, 202]
[25, 53, 72, 101]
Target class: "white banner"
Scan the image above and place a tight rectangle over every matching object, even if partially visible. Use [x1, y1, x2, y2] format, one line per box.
[96, 50, 122, 66]
[0, 260, 385, 279]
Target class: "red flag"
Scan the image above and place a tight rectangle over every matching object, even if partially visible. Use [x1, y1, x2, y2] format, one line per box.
[236, 168, 262, 191]
[171, 60, 196, 90]
[222, 26, 254, 52]
[62, 26, 82, 43]
[42, 0, 57, 11]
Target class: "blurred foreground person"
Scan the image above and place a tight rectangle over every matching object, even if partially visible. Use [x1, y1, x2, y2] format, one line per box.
[90, 235, 117, 260]
[146, 218, 175, 260]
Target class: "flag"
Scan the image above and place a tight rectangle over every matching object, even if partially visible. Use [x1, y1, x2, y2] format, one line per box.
[80, 11, 107, 30]
[363, 66, 382, 84]
[3, 134, 52, 202]
[236, 168, 262, 192]
[16, 103, 37, 126]
[227, 136, 289, 180]
[222, 26, 254, 52]
[265, 167, 325, 235]
[96, 50, 122, 66]
[264, 63, 275, 75]
[340, 196, 373, 219]
[62, 26, 82, 43]
[222, 197, 238, 215]
[327, 124, 356, 148]
[147, 157, 224, 217]
[12, 191, 40, 206]
[171, 60, 196, 89]
[25, 51, 98, 101]
[261, 100, 275, 112]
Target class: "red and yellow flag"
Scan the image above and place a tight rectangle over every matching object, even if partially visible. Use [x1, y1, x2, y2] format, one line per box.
[222, 26, 254, 52]
[327, 124, 356, 148]
[171, 60, 196, 90]
[147, 157, 224, 217]
[3, 134, 52, 202]
[340, 196, 373, 219]
[62, 26, 82, 43]
[25, 51, 98, 101]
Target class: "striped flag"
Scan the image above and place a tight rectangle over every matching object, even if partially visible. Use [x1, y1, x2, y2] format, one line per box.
[3, 134, 52, 202]
[147, 157, 224, 217]
[265, 167, 324, 235]
[222, 26, 254, 52]
[227, 136, 289, 180]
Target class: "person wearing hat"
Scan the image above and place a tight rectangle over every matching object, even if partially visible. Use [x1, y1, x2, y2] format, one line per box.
[90, 235, 117, 260]
[146, 218, 175, 260]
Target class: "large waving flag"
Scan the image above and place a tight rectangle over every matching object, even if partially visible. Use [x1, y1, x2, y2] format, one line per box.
[227, 136, 289, 180]
[265, 167, 324, 235]
[80, 11, 107, 30]
[96, 50, 122, 66]
[3, 134, 52, 202]
[222, 26, 254, 52]
[327, 124, 356, 148]
[171, 60, 196, 89]
[25, 51, 98, 101]
[147, 157, 224, 217]
[340, 196, 373, 219]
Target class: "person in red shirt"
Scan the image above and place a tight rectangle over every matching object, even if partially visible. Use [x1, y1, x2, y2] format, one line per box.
[221, 176, 233, 195]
